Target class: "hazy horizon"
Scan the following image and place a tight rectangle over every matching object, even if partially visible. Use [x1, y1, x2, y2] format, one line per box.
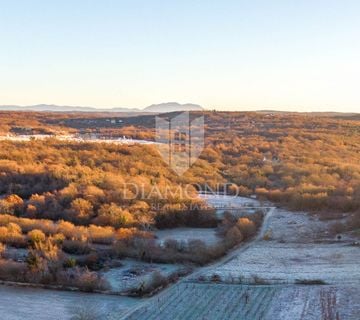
[1, 1, 360, 113]
[1, 102, 360, 114]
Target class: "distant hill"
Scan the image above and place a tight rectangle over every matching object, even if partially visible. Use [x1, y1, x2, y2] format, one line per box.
[0, 104, 139, 113]
[143, 102, 203, 113]
[0, 102, 203, 113]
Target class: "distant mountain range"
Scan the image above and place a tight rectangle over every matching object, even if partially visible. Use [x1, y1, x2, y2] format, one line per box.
[0, 102, 203, 113]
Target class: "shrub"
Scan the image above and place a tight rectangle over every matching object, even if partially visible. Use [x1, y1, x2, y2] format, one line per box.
[0, 194, 24, 215]
[236, 218, 256, 238]
[211, 274, 222, 283]
[75, 253, 102, 270]
[64, 257, 77, 268]
[87, 225, 114, 244]
[28, 229, 46, 244]
[62, 240, 91, 255]
[263, 229, 272, 241]
[252, 275, 269, 284]
[69, 303, 101, 320]
[0, 259, 27, 282]
[57, 220, 77, 238]
[0, 243, 5, 258]
[132, 271, 168, 296]
[69, 198, 94, 223]
[225, 226, 244, 247]
[295, 279, 327, 285]
[7, 222, 22, 234]
[0, 223, 26, 247]
[74, 268, 109, 292]
[95, 203, 133, 228]
[50, 233, 65, 245]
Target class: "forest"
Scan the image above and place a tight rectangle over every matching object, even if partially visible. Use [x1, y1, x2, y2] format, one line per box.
[0, 110, 359, 291]
[1, 111, 360, 214]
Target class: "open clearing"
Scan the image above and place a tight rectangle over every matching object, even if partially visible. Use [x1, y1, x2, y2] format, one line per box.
[0, 285, 139, 320]
[125, 282, 360, 320]
[122, 195, 360, 319]
[201, 242, 360, 284]
[197, 208, 360, 285]
[102, 259, 183, 293]
[199, 194, 260, 208]
[155, 228, 220, 247]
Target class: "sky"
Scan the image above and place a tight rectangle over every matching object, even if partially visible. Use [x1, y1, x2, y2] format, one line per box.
[0, 0, 359, 112]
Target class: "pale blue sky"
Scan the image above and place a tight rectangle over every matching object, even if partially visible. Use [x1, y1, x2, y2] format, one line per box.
[0, 0, 359, 112]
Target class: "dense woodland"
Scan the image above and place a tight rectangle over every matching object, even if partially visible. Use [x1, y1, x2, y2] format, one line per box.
[0, 111, 359, 290]
[1, 111, 360, 214]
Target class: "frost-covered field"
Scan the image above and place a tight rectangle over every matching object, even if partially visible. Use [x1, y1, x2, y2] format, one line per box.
[199, 194, 261, 208]
[125, 282, 360, 320]
[198, 208, 360, 284]
[202, 242, 360, 284]
[123, 196, 360, 319]
[266, 285, 360, 320]
[102, 259, 183, 293]
[0, 285, 139, 320]
[262, 209, 330, 242]
[199, 193, 269, 218]
[1, 195, 358, 319]
[155, 228, 221, 246]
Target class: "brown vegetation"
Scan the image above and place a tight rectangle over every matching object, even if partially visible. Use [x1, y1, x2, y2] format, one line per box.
[0, 110, 359, 290]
